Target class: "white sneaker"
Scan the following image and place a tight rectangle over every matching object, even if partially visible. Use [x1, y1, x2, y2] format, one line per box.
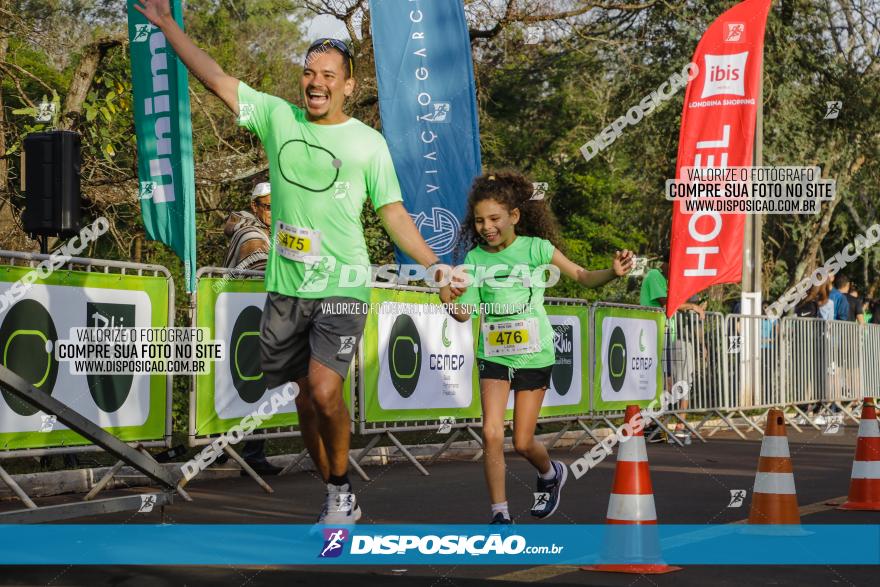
[318, 484, 362, 525]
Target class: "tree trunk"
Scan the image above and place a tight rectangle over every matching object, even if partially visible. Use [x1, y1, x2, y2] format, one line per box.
[59, 36, 125, 131]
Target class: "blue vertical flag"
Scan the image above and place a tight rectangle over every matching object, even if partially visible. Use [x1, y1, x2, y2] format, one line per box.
[370, 0, 482, 265]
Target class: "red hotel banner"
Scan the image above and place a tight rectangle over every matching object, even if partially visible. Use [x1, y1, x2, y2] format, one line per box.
[666, 0, 773, 317]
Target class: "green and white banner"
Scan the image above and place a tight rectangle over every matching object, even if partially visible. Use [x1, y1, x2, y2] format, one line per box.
[0, 268, 170, 451]
[361, 288, 480, 423]
[194, 277, 352, 437]
[592, 306, 665, 411]
[127, 1, 197, 291]
[504, 306, 590, 419]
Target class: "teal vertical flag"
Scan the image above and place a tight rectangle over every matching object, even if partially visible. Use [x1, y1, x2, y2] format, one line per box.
[127, 0, 197, 291]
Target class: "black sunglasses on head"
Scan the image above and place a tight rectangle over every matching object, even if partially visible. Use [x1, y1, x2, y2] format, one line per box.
[305, 38, 354, 77]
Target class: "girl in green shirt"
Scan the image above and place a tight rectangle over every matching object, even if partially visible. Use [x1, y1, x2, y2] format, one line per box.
[447, 170, 633, 523]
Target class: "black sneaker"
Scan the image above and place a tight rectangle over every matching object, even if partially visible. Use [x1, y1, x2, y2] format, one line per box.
[531, 460, 567, 519]
[240, 459, 283, 476]
[490, 512, 512, 524]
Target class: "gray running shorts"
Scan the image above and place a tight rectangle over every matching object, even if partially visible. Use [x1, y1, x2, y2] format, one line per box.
[259, 293, 368, 388]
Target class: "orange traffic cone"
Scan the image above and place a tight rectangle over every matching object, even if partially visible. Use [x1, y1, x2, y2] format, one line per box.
[838, 397, 880, 511]
[748, 408, 800, 524]
[582, 405, 681, 574]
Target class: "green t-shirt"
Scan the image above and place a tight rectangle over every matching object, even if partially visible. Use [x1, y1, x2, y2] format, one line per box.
[457, 236, 556, 369]
[237, 82, 402, 302]
[640, 268, 675, 341]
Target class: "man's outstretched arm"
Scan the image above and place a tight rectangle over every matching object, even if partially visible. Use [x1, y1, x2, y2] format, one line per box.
[135, 0, 240, 115]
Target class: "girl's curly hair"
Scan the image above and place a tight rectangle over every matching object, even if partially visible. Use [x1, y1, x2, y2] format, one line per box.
[457, 169, 562, 259]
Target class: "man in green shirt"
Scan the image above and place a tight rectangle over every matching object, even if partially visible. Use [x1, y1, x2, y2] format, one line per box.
[137, 0, 451, 524]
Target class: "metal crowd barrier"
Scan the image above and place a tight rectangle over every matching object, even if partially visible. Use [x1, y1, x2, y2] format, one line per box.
[0, 251, 179, 521]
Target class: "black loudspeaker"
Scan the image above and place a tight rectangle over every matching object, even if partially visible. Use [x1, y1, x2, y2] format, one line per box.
[22, 131, 81, 237]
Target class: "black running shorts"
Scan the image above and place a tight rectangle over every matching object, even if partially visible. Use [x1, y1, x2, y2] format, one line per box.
[259, 293, 368, 388]
[477, 358, 553, 392]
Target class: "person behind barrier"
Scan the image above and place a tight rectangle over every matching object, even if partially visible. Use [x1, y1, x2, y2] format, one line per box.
[136, 0, 453, 525]
[830, 273, 851, 321]
[444, 170, 633, 524]
[846, 283, 865, 324]
[794, 282, 831, 424]
[219, 182, 281, 476]
[639, 248, 705, 443]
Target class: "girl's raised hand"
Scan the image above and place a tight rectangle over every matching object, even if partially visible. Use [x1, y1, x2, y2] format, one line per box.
[613, 249, 635, 277]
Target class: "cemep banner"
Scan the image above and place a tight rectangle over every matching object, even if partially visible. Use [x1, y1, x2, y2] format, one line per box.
[371, 0, 482, 265]
[592, 305, 665, 411]
[127, 0, 197, 292]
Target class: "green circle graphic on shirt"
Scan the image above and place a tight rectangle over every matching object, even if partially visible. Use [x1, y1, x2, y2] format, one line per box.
[608, 326, 627, 392]
[0, 299, 58, 416]
[277, 139, 340, 193]
[388, 314, 421, 398]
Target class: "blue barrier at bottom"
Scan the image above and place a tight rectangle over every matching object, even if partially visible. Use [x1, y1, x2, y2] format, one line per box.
[0, 525, 877, 565]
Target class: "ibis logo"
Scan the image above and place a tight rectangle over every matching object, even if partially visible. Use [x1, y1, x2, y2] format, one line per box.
[701, 52, 748, 98]
[388, 314, 421, 398]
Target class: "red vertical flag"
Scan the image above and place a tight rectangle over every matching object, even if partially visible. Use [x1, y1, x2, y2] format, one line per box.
[666, 0, 773, 317]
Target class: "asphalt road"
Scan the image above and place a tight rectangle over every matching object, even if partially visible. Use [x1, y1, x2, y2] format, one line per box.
[1, 426, 878, 586]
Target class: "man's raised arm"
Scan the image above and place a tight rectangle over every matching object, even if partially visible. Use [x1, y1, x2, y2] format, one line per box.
[134, 0, 240, 115]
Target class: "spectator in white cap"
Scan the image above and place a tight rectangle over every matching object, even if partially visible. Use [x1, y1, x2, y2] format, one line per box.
[218, 180, 280, 475]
